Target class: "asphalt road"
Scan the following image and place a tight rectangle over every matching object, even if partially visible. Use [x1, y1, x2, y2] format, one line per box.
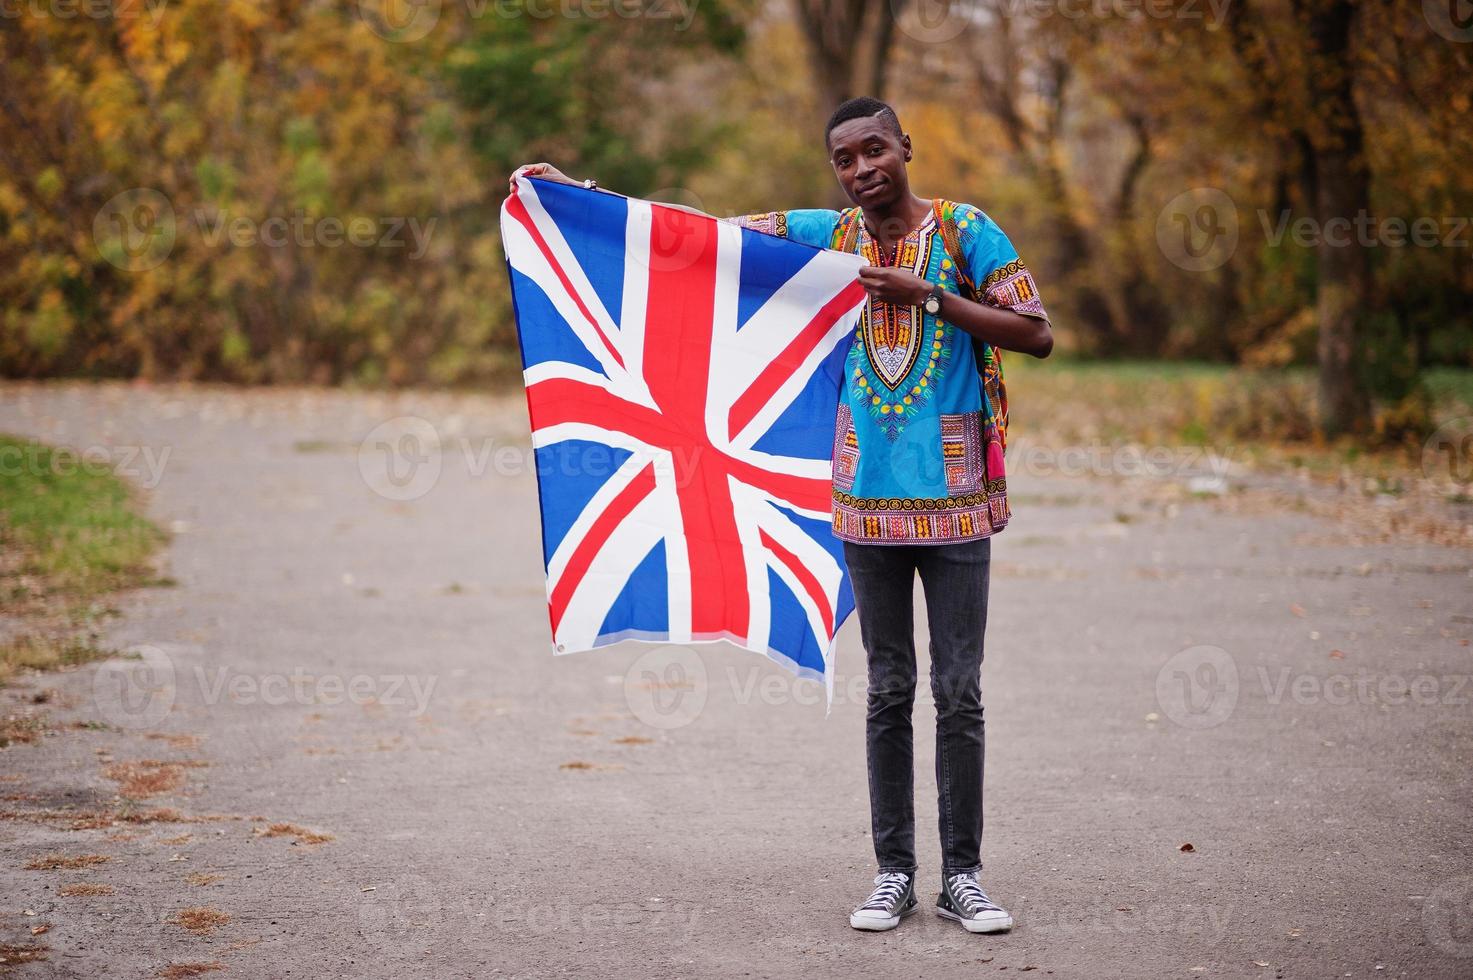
[1, 382, 1469, 979]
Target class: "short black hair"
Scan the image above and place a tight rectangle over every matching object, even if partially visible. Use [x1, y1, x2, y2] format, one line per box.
[825, 97, 903, 144]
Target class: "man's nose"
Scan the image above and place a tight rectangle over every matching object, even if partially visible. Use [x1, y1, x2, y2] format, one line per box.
[854, 157, 875, 178]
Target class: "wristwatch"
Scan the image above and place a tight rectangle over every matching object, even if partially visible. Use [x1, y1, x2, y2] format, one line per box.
[923, 285, 944, 317]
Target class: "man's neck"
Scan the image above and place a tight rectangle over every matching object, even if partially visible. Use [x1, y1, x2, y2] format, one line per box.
[861, 193, 932, 250]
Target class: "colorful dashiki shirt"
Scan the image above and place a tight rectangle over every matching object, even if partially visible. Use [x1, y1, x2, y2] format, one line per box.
[729, 203, 1048, 545]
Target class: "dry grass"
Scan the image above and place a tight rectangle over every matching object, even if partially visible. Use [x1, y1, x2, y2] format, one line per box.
[0, 803, 218, 835]
[146, 733, 202, 749]
[252, 822, 333, 845]
[169, 907, 230, 935]
[157, 962, 225, 978]
[185, 872, 222, 886]
[25, 852, 109, 871]
[1002, 358, 1473, 547]
[0, 944, 49, 966]
[58, 883, 114, 897]
[0, 712, 49, 748]
[67, 805, 189, 830]
[0, 635, 117, 688]
[102, 761, 204, 799]
[611, 736, 653, 745]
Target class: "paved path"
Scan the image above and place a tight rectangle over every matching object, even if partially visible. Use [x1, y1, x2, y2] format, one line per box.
[1, 382, 1469, 979]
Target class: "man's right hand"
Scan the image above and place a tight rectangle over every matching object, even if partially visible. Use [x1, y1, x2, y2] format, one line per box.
[509, 163, 577, 192]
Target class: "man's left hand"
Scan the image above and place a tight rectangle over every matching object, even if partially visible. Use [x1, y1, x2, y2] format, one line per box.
[857, 265, 932, 306]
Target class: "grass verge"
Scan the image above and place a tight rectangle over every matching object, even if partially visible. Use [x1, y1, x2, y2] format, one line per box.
[0, 434, 167, 688]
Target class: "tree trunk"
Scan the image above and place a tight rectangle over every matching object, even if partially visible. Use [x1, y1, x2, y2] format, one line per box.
[1304, 0, 1370, 436]
[791, 0, 906, 109]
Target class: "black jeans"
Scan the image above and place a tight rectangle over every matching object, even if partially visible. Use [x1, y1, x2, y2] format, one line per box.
[844, 536, 991, 877]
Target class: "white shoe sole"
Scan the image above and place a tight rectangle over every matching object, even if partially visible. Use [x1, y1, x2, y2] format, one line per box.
[937, 905, 1014, 933]
[850, 902, 919, 931]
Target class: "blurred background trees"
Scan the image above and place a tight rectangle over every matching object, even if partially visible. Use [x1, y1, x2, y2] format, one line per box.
[2, 0, 1470, 441]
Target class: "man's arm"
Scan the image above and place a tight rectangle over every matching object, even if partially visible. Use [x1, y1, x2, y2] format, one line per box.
[857, 267, 1053, 358]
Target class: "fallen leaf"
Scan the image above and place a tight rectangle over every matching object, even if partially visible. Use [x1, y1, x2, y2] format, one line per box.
[1329, 650, 1345, 659]
[1290, 603, 1306, 617]
[30, 925, 49, 936]
[1179, 842, 1195, 852]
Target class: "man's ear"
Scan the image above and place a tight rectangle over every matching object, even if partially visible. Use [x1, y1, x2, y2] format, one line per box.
[901, 133, 913, 162]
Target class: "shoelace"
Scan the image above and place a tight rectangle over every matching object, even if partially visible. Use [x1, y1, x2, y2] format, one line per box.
[860, 872, 910, 911]
[948, 873, 1000, 915]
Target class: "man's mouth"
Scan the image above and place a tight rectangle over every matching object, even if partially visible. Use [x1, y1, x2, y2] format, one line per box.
[856, 179, 886, 198]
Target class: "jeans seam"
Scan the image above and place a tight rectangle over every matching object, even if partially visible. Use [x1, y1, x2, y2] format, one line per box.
[941, 712, 954, 870]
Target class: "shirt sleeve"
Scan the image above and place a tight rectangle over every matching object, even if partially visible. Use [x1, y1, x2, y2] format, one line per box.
[956, 204, 1049, 322]
[723, 209, 842, 250]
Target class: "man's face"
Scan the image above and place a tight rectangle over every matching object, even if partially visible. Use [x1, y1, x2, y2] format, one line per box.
[827, 117, 911, 210]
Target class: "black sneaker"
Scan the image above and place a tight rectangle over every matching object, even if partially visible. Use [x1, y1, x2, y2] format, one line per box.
[936, 872, 1013, 933]
[849, 872, 919, 931]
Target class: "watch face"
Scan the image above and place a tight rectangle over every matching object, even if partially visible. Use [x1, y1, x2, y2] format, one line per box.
[925, 296, 940, 314]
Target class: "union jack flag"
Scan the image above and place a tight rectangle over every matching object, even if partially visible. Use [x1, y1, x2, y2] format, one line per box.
[501, 176, 867, 694]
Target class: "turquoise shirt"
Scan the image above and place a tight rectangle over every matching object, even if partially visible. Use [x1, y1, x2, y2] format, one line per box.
[730, 204, 1047, 545]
